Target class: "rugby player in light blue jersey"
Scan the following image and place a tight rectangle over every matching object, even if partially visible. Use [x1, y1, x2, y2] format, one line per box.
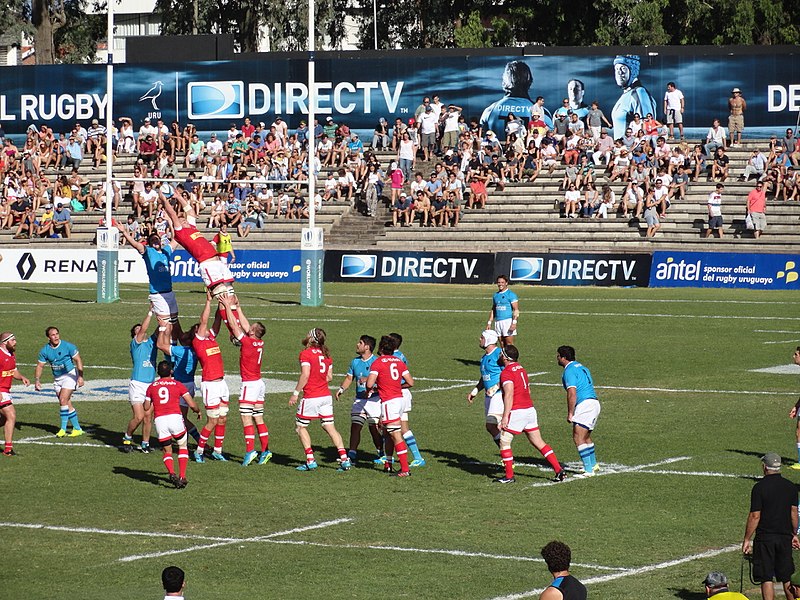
[467, 330, 504, 447]
[157, 321, 201, 445]
[487, 274, 519, 346]
[34, 326, 84, 437]
[117, 223, 180, 323]
[480, 61, 551, 136]
[611, 55, 657, 140]
[557, 345, 601, 478]
[335, 335, 383, 463]
[123, 309, 158, 453]
[388, 332, 425, 467]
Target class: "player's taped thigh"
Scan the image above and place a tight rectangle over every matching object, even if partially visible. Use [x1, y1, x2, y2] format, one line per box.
[206, 406, 221, 418]
[366, 416, 380, 426]
[400, 412, 409, 422]
[499, 430, 514, 445]
[351, 413, 367, 426]
[174, 432, 188, 447]
[217, 401, 229, 417]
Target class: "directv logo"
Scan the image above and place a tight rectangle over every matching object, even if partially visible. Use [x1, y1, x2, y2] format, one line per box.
[187, 81, 244, 119]
[341, 255, 377, 278]
[510, 257, 543, 281]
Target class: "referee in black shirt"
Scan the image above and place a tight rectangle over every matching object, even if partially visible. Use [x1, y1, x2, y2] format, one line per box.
[742, 452, 800, 600]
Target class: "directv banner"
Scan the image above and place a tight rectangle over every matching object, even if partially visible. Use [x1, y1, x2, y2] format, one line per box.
[170, 249, 301, 283]
[649, 251, 800, 289]
[1, 52, 799, 136]
[324, 250, 495, 284]
[495, 253, 652, 287]
[0, 248, 300, 284]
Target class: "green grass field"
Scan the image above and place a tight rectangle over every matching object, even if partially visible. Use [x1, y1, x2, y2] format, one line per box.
[2, 282, 799, 599]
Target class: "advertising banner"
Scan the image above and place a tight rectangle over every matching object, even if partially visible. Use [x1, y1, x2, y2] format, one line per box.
[496, 253, 652, 287]
[324, 250, 495, 284]
[169, 249, 301, 284]
[1, 51, 798, 137]
[0, 248, 146, 284]
[649, 251, 800, 289]
[300, 227, 324, 306]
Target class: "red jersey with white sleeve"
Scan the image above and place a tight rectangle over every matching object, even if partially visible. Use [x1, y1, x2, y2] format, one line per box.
[369, 355, 409, 402]
[299, 347, 332, 397]
[0, 348, 16, 393]
[173, 224, 218, 262]
[146, 378, 189, 417]
[500, 362, 533, 410]
[192, 332, 225, 381]
[239, 334, 264, 382]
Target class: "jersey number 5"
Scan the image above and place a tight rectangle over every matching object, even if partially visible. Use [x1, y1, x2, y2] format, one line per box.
[318, 355, 327, 374]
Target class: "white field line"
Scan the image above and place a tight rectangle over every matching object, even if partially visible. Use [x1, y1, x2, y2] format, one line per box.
[639, 469, 750, 479]
[324, 304, 800, 321]
[755, 330, 800, 333]
[415, 383, 474, 393]
[117, 517, 353, 563]
[15, 440, 115, 449]
[0, 522, 236, 542]
[529, 381, 798, 396]
[763, 339, 800, 345]
[526, 456, 691, 488]
[18, 362, 129, 371]
[488, 544, 740, 600]
[265, 539, 625, 571]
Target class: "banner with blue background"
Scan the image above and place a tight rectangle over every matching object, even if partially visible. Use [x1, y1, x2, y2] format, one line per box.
[649, 251, 800, 289]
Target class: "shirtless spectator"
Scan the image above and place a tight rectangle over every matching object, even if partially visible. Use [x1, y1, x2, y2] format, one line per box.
[411, 191, 431, 227]
[728, 88, 746, 147]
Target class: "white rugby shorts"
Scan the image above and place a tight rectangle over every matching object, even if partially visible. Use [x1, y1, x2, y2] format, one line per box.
[199, 259, 234, 288]
[352, 396, 382, 420]
[54, 370, 78, 394]
[504, 406, 539, 435]
[381, 397, 404, 425]
[484, 390, 504, 418]
[571, 398, 601, 431]
[239, 379, 265, 403]
[155, 413, 187, 443]
[128, 380, 150, 405]
[494, 318, 517, 337]
[401, 388, 413, 414]
[0, 392, 13, 408]
[149, 291, 178, 316]
[201, 379, 229, 408]
[296, 395, 334, 420]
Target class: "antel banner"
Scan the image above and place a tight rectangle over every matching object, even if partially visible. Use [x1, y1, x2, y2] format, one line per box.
[649, 251, 800, 289]
[495, 253, 652, 287]
[169, 249, 301, 284]
[0, 248, 147, 283]
[324, 250, 495, 284]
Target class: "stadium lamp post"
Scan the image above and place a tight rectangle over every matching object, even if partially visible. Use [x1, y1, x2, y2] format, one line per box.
[300, 0, 325, 306]
[97, 0, 120, 304]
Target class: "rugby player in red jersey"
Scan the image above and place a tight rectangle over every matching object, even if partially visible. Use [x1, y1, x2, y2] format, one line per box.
[144, 360, 201, 488]
[191, 294, 230, 463]
[496, 345, 565, 484]
[218, 295, 272, 467]
[365, 335, 415, 477]
[289, 328, 351, 472]
[0, 332, 30, 456]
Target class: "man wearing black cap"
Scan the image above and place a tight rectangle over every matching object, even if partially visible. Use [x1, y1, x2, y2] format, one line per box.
[742, 452, 800, 600]
[702, 571, 748, 599]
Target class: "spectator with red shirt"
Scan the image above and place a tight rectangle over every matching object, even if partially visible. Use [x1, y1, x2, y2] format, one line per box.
[0, 332, 30, 456]
[365, 335, 415, 477]
[747, 181, 767, 239]
[289, 328, 351, 472]
[218, 296, 272, 467]
[144, 360, 201, 488]
[495, 345, 566, 484]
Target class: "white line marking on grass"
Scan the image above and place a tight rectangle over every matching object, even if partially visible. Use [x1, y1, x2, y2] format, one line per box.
[16, 434, 56, 443]
[415, 383, 474, 393]
[488, 544, 740, 600]
[639, 469, 750, 479]
[763, 339, 800, 345]
[15, 440, 115, 449]
[749, 364, 800, 375]
[755, 330, 800, 334]
[266, 539, 626, 571]
[116, 518, 353, 563]
[18, 362, 129, 371]
[0, 522, 237, 542]
[526, 456, 690, 488]
[528, 381, 799, 396]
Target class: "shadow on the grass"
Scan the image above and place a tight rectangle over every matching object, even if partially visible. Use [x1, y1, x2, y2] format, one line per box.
[18, 287, 93, 303]
[112, 465, 172, 487]
[726, 447, 795, 465]
[17, 420, 60, 435]
[669, 589, 705, 599]
[453, 357, 481, 367]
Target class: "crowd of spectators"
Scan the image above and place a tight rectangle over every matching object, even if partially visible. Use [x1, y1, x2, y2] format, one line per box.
[1, 99, 798, 241]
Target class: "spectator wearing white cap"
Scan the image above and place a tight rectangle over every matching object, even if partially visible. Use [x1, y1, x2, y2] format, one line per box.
[702, 571, 748, 599]
[742, 452, 800, 600]
[728, 88, 747, 147]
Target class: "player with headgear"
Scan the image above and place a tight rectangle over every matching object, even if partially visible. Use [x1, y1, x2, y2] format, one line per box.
[611, 55, 657, 140]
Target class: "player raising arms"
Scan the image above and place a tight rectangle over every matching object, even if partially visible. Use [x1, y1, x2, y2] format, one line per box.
[557, 345, 601, 478]
[387, 332, 425, 467]
[289, 328, 352, 472]
[35, 327, 85, 438]
[123, 309, 157, 453]
[365, 335, 415, 477]
[335, 334, 384, 464]
[0, 332, 31, 456]
[218, 295, 272, 467]
[191, 294, 230, 462]
[496, 345, 565, 484]
[116, 222, 180, 323]
[467, 330, 503, 447]
[487, 275, 519, 346]
[144, 360, 202, 489]
[157, 321, 201, 446]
